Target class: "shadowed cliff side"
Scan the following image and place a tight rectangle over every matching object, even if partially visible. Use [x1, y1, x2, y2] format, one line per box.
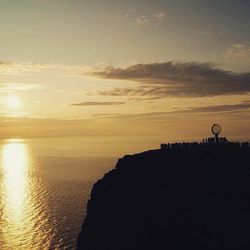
[77, 146, 250, 250]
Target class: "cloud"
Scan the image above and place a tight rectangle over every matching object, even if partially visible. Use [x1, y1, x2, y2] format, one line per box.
[71, 101, 125, 106]
[97, 87, 141, 96]
[136, 16, 149, 25]
[0, 61, 11, 65]
[153, 12, 166, 21]
[94, 101, 250, 121]
[224, 43, 250, 59]
[89, 61, 250, 98]
[0, 60, 88, 76]
[95, 86, 174, 100]
[118, 9, 166, 26]
[181, 102, 250, 114]
[0, 83, 42, 93]
[0, 61, 57, 75]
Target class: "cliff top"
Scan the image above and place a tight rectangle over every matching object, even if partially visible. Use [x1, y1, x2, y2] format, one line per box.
[78, 145, 250, 250]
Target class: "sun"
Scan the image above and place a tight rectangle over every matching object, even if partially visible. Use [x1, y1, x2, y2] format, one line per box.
[6, 96, 22, 109]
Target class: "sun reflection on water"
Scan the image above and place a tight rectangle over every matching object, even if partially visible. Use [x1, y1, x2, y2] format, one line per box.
[3, 141, 29, 222]
[1, 140, 35, 249]
[0, 139, 54, 249]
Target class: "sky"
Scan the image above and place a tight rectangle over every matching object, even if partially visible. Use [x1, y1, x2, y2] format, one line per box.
[1, 0, 250, 141]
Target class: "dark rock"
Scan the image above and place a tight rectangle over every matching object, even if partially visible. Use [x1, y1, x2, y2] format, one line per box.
[77, 147, 250, 249]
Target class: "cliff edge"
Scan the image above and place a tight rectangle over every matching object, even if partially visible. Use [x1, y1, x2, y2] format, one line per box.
[77, 146, 250, 249]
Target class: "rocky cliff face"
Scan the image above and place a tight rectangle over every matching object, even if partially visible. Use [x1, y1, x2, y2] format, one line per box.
[77, 147, 250, 250]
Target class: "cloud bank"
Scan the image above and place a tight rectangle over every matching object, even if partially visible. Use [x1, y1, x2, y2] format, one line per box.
[90, 61, 250, 98]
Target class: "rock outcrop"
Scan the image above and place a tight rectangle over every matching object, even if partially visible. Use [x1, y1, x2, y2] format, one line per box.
[77, 147, 250, 249]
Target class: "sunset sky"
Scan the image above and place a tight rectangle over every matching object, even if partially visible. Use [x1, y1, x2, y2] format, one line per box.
[1, 0, 250, 141]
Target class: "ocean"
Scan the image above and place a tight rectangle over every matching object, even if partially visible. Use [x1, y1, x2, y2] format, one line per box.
[0, 136, 159, 249]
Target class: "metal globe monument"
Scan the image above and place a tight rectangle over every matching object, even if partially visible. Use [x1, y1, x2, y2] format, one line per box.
[211, 124, 222, 143]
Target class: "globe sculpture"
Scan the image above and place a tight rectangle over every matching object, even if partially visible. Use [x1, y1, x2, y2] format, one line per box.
[211, 124, 222, 143]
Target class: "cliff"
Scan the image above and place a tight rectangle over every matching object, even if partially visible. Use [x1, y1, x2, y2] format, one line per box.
[77, 146, 250, 249]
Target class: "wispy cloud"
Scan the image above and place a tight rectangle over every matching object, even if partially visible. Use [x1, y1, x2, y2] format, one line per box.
[0, 83, 42, 93]
[224, 43, 250, 59]
[118, 9, 166, 26]
[180, 101, 250, 114]
[0, 60, 89, 76]
[0, 61, 56, 75]
[89, 61, 250, 98]
[136, 16, 149, 25]
[94, 101, 250, 121]
[96, 87, 141, 96]
[153, 12, 166, 21]
[71, 101, 125, 106]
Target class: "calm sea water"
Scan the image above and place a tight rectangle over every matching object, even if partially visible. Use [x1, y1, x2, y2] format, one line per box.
[0, 136, 159, 249]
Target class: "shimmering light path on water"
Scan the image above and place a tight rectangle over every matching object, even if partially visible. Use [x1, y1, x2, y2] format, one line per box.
[1, 139, 53, 249]
[0, 136, 157, 249]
